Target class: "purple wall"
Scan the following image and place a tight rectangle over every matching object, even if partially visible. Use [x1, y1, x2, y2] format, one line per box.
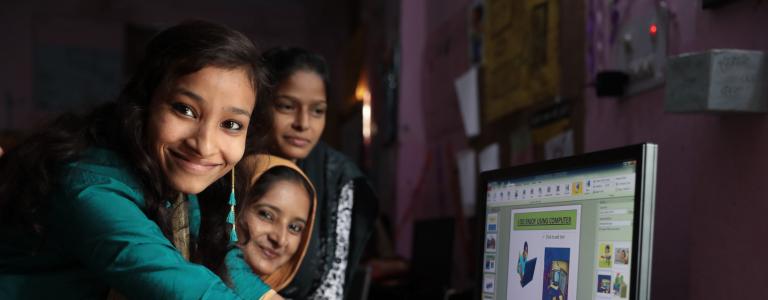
[399, 0, 768, 298]
[396, 0, 429, 258]
[396, 0, 472, 259]
[585, 1, 768, 299]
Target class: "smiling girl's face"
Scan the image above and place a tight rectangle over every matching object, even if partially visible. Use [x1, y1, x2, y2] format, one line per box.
[146, 66, 256, 194]
[241, 179, 310, 275]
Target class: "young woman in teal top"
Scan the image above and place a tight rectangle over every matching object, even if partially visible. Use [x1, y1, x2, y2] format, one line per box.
[0, 20, 282, 299]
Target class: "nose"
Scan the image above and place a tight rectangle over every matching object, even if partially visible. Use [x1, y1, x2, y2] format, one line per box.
[267, 224, 288, 248]
[291, 108, 310, 131]
[186, 122, 216, 157]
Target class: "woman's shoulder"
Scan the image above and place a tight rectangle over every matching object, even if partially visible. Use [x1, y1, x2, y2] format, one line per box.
[303, 142, 364, 180]
[58, 147, 144, 204]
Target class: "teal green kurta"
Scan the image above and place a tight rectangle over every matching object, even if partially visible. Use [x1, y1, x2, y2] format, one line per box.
[0, 148, 270, 299]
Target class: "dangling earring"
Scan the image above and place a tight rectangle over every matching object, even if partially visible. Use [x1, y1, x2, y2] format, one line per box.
[227, 167, 238, 243]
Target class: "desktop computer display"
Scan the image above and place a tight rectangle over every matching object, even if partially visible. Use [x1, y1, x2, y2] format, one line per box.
[478, 144, 657, 300]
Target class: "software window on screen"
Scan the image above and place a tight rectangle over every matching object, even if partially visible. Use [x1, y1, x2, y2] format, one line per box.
[482, 161, 636, 300]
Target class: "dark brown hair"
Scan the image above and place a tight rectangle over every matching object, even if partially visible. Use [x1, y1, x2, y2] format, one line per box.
[261, 47, 329, 99]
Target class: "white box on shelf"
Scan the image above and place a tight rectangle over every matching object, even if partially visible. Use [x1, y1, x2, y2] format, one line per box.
[665, 49, 767, 113]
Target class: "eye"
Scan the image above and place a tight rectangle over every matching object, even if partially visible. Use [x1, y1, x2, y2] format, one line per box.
[258, 209, 274, 221]
[274, 101, 295, 113]
[171, 103, 196, 118]
[221, 120, 244, 131]
[288, 223, 304, 234]
[311, 106, 327, 117]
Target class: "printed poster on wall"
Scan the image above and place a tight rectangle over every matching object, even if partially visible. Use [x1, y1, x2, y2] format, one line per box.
[483, 0, 560, 123]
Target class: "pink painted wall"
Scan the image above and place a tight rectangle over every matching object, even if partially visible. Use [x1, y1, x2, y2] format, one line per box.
[399, 0, 768, 297]
[396, 0, 472, 259]
[584, 1, 768, 299]
[396, 0, 429, 258]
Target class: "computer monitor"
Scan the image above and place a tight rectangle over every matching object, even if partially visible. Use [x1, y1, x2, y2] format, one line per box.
[477, 143, 657, 300]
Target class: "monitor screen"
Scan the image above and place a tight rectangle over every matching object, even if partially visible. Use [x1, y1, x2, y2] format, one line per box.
[478, 143, 657, 300]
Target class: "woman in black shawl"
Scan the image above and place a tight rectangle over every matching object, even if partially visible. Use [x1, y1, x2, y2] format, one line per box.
[259, 47, 378, 299]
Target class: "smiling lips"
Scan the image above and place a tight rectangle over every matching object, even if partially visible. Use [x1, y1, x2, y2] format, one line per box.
[168, 149, 222, 174]
[258, 244, 283, 260]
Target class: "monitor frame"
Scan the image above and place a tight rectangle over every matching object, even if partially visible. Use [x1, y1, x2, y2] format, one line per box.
[475, 143, 657, 300]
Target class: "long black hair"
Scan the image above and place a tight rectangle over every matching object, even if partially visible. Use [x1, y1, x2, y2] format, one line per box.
[0, 20, 271, 244]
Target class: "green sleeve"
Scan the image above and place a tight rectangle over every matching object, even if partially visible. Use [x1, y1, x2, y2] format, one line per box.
[225, 247, 274, 299]
[48, 167, 244, 299]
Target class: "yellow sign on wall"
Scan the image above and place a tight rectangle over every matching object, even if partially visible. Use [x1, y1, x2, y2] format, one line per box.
[483, 0, 560, 123]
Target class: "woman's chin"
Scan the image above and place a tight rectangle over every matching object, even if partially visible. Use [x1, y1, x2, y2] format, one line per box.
[250, 262, 277, 276]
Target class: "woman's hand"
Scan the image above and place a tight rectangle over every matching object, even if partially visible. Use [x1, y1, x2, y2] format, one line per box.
[268, 293, 285, 300]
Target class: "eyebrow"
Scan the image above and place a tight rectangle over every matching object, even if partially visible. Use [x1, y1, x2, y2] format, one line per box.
[254, 203, 308, 224]
[176, 88, 252, 117]
[227, 106, 252, 117]
[276, 94, 327, 105]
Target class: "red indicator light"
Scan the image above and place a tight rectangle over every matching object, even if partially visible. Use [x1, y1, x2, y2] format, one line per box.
[649, 23, 658, 36]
